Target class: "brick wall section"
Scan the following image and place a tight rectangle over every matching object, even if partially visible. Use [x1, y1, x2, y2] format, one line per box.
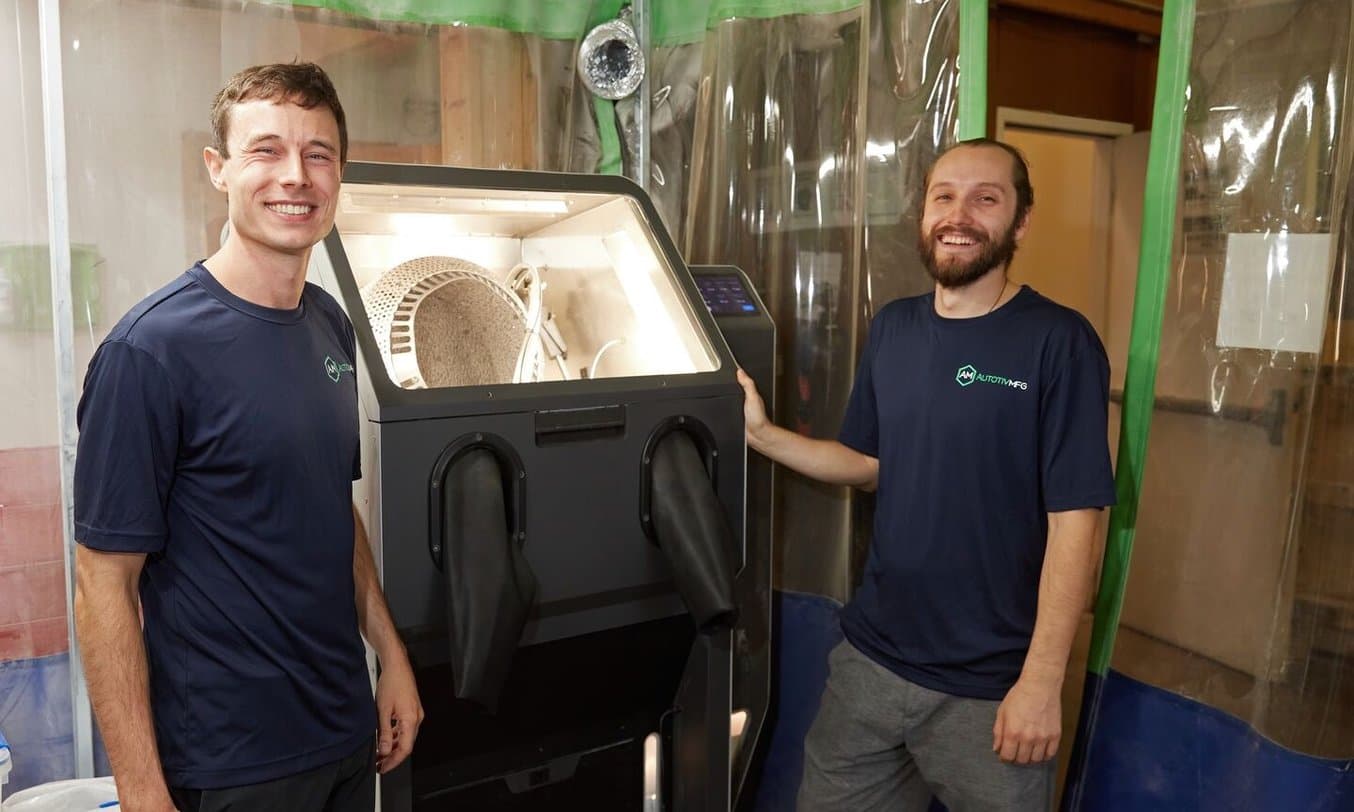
[0, 445, 69, 661]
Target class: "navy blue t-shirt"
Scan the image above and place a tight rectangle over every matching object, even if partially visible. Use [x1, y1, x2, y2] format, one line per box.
[74, 264, 374, 788]
[838, 286, 1116, 700]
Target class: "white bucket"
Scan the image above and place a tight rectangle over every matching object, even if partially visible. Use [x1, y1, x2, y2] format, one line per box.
[0, 731, 10, 806]
[0, 741, 9, 806]
[1, 777, 118, 811]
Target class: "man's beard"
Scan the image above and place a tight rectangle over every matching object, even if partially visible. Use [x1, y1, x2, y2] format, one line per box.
[918, 221, 1018, 289]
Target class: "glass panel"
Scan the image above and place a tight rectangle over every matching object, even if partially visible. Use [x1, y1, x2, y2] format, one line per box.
[330, 180, 718, 389]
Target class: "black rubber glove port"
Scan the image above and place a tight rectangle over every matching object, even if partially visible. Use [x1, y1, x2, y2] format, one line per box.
[433, 445, 536, 711]
[645, 426, 738, 633]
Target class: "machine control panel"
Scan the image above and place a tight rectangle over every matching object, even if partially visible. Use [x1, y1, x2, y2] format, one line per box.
[695, 273, 760, 316]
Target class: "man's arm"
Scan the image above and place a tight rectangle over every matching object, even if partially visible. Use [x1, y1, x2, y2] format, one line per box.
[737, 369, 879, 490]
[993, 508, 1101, 764]
[74, 546, 176, 812]
[352, 505, 425, 773]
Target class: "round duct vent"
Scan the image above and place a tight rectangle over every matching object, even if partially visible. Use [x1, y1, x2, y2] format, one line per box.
[578, 16, 645, 100]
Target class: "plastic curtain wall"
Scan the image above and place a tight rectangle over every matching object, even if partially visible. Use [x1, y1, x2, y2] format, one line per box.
[0, 0, 957, 795]
[681, 0, 958, 601]
[0, 0, 74, 795]
[1068, 0, 1354, 808]
[0, 0, 622, 792]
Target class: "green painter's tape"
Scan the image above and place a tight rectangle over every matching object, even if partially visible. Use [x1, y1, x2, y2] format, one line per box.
[957, 0, 987, 139]
[593, 96, 624, 175]
[280, 0, 606, 37]
[659, 0, 864, 45]
[278, 0, 862, 42]
[1087, 0, 1196, 676]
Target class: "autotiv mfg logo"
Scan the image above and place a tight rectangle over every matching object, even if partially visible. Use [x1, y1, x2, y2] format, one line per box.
[324, 355, 355, 383]
[955, 363, 1028, 390]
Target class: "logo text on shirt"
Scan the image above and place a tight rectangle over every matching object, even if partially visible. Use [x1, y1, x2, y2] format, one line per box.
[955, 364, 1028, 390]
[324, 356, 355, 383]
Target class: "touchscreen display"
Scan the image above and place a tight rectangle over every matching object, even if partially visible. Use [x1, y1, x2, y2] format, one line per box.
[695, 274, 758, 316]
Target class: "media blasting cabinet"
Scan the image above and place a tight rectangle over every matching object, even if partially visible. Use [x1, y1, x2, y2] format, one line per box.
[307, 164, 776, 811]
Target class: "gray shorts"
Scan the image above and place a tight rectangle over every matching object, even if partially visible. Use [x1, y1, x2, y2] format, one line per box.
[797, 639, 1053, 812]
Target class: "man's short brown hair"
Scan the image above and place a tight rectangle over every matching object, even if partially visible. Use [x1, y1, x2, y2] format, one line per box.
[923, 138, 1035, 227]
[210, 62, 348, 165]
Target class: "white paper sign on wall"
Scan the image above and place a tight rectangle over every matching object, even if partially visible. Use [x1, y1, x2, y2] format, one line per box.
[1217, 232, 1334, 354]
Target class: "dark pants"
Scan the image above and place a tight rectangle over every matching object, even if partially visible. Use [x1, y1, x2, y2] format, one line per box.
[169, 738, 376, 812]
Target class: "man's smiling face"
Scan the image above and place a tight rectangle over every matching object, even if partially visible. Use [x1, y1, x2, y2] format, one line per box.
[918, 144, 1029, 289]
[206, 98, 342, 261]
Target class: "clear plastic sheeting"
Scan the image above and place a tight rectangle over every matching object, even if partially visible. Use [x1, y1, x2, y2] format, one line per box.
[679, 0, 957, 601]
[1111, 0, 1354, 758]
[434, 25, 611, 173]
[655, 4, 954, 794]
[683, 6, 871, 602]
[861, 0, 959, 311]
[853, 0, 958, 568]
[1, 0, 79, 796]
[57, 0, 622, 324]
[637, 40, 707, 231]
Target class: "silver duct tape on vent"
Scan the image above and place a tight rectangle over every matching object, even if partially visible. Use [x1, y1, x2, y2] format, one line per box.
[361, 256, 544, 389]
[578, 14, 645, 100]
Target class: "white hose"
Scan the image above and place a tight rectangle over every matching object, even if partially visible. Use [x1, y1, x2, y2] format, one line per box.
[587, 338, 626, 379]
[507, 261, 545, 383]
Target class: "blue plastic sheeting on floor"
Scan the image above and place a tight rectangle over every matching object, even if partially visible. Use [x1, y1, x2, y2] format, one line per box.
[0, 654, 74, 793]
[748, 590, 844, 812]
[1064, 670, 1354, 811]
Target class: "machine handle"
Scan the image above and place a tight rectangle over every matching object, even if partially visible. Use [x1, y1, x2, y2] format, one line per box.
[534, 404, 627, 445]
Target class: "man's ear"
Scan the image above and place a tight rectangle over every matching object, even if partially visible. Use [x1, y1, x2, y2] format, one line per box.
[204, 147, 227, 191]
[1014, 208, 1032, 243]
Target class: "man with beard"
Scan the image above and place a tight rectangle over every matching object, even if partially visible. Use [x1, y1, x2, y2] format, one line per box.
[737, 139, 1115, 811]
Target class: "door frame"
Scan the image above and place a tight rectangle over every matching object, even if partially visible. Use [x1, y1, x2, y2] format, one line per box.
[995, 108, 1134, 342]
[995, 107, 1134, 139]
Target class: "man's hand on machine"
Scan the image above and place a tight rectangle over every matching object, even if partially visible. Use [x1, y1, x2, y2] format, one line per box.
[736, 368, 771, 447]
[375, 653, 425, 773]
[735, 367, 879, 490]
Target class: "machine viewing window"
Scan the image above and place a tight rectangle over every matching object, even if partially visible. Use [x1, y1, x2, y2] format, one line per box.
[332, 182, 719, 390]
